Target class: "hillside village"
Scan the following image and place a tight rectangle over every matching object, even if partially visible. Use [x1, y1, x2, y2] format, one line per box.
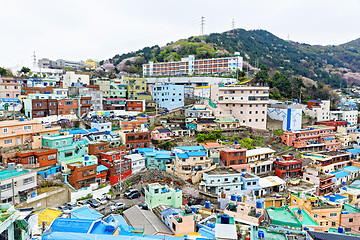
[1, 51, 360, 240]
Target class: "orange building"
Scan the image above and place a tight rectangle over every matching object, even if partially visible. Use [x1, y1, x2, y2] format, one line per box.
[220, 145, 247, 167]
[281, 125, 341, 152]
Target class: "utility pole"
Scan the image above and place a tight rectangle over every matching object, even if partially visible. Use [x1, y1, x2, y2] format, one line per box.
[200, 16, 205, 40]
[32, 51, 37, 69]
[231, 19, 235, 33]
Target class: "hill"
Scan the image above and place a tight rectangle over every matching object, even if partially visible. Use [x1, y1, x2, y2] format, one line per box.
[102, 28, 360, 89]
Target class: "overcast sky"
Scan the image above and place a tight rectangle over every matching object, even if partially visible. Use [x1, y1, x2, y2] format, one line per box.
[1, 0, 360, 69]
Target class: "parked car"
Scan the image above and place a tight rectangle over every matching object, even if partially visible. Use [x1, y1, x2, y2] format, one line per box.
[64, 202, 78, 209]
[86, 198, 100, 208]
[124, 189, 139, 198]
[77, 200, 87, 205]
[127, 191, 141, 199]
[141, 187, 147, 196]
[58, 205, 71, 213]
[102, 193, 111, 200]
[110, 202, 126, 212]
[96, 197, 107, 205]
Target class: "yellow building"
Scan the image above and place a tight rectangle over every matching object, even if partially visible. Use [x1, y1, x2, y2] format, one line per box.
[0, 119, 60, 148]
[290, 192, 342, 231]
[122, 77, 152, 100]
[86, 59, 99, 70]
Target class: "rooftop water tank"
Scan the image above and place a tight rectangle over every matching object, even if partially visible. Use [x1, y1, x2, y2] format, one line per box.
[338, 227, 344, 233]
[297, 209, 302, 215]
[220, 214, 230, 224]
[256, 201, 263, 209]
[236, 195, 242, 202]
[230, 195, 236, 201]
[84, 155, 90, 161]
[205, 201, 210, 209]
[257, 230, 265, 239]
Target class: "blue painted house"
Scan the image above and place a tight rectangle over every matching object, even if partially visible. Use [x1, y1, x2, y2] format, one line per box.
[152, 84, 184, 110]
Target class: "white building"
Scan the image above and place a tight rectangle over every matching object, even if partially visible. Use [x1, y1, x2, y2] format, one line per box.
[330, 110, 358, 126]
[79, 88, 103, 111]
[303, 100, 330, 122]
[246, 148, 276, 163]
[91, 121, 111, 131]
[209, 85, 269, 130]
[63, 71, 89, 88]
[124, 154, 145, 174]
[0, 164, 37, 204]
[267, 102, 303, 131]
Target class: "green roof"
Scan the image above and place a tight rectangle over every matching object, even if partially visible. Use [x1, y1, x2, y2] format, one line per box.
[252, 227, 287, 240]
[342, 204, 360, 214]
[0, 169, 30, 180]
[291, 208, 318, 226]
[266, 207, 302, 228]
[215, 118, 238, 123]
[63, 155, 97, 165]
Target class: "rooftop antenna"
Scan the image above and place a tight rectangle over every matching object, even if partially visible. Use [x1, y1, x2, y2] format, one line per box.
[232, 19, 235, 33]
[287, 34, 290, 41]
[200, 16, 205, 40]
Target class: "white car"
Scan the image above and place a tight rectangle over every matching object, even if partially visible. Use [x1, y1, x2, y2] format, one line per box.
[96, 197, 107, 205]
[110, 202, 125, 212]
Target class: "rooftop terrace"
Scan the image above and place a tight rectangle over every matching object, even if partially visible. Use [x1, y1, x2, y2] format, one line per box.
[0, 168, 30, 180]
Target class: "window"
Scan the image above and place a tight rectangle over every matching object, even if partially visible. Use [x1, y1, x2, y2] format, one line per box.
[1, 183, 11, 191]
[345, 227, 351, 231]
[24, 177, 34, 184]
[349, 218, 354, 222]
[23, 125, 32, 130]
[313, 214, 318, 218]
[65, 151, 73, 157]
[48, 154, 56, 160]
[50, 102, 56, 106]
[3, 128, 8, 133]
[330, 213, 337, 217]
[4, 139, 12, 144]
[62, 140, 67, 145]
[55, 141, 59, 146]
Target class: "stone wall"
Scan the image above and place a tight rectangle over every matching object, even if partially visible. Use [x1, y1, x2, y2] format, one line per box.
[18, 188, 70, 210]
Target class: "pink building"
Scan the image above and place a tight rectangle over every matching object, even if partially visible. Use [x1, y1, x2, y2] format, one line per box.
[0, 77, 22, 99]
[281, 125, 341, 152]
[151, 127, 172, 141]
[171, 210, 196, 235]
[210, 85, 269, 130]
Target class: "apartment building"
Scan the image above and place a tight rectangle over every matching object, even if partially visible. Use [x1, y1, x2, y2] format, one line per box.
[0, 119, 60, 148]
[66, 155, 97, 189]
[42, 134, 87, 162]
[63, 71, 89, 88]
[281, 125, 341, 152]
[22, 86, 53, 95]
[110, 82, 126, 98]
[124, 154, 145, 174]
[200, 167, 243, 195]
[126, 100, 146, 112]
[210, 85, 269, 130]
[152, 84, 184, 110]
[166, 146, 216, 183]
[143, 54, 243, 76]
[184, 104, 213, 118]
[330, 110, 358, 126]
[304, 100, 330, 122]
[119, 130, 150, 150]
[103, 98, 126, 111]
[303, 168, 335, 196]
[122, 77, 151, 100]
[89, 78, 111, 98]
[144, 183, 182, 208]
[136, 147, 174, 170]
[246, 148, 275, 163]
[0, 77, 22, 99]
[99, 150, 131, 185]
[78, 87, 103, 111]
[274, 154, 302, 178]
[0, 164, 37, 204]
[220, 145, 247, 167]
[302, 151, 351, 172]
[119, 117, 148, 131]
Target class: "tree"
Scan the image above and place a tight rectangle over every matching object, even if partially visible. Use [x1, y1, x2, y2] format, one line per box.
[0, 67, 6, 76]
[20, 67, 30, 75]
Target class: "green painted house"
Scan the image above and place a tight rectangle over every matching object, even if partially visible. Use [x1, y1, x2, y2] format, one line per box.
[145, 183, 182, 209]
[110, 81, 127, 98]
[42, 134, 87, 163]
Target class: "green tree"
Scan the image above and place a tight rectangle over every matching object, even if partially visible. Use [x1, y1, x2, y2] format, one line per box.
[20, 67, 30, 74]
[0, 67, 6, 76]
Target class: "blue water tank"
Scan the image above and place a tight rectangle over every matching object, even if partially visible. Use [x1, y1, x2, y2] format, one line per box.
[173, 212, 178, 216]
[209, 222, 215, 228]
[220, 214, 230, 224]
[317, 98, 321, 102]
[205, 201, 211, 209]
[297, 209, 302, 215]
[234, 140, 238, 145]
[142, 114, 146, 117]
[230, 195, 236, 201]
[84, 155, 90, 161]
[329, 195, 336, 202]
[342, 181, 346, 186]
[258, 230, 265, 239]
[338, 227, 344, 233]
[135, 149, 139, 153]
[19, 118, 24, 121]
[44, 82, 47, 86]
[343, 187, 347, 190]
[289, 153, 293, 156]
[83, 84, 86, 87]
[94, 120, 98, 123]
[106, 225, 116, 232]
[45, 91, 51, 94]
[191, 206, 197, 213]
[256, 201, 263, 209]
[304, 227, 309, 231]
[236, 195, 242, 202]
[294, 99, 298, 103]
[106, 131, 111, 134]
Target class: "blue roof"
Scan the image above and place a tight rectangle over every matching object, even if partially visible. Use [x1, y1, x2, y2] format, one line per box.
[323, 137, 335, 140]
[42, 233, 188, 240]
[176, 151, 207, 159]
[324, 195, 348, 200]
[349, 180, 360, 188]
[87, 128, 99, 132]
[47, 218, 95, 233]
[69, 206, 104, 220]
[338, 166, 360, 173]
[345, 149, 360, 154]
[104, 215, 134, 232]
[330, 171, 350, 179]
[161, 207, 179, 219]
[175, 146, 205, 151]
[97, 165, 109, 172]
[137, 147, 155, 153]
[2, 98, 20, 103]
[69, 129, 89, 135]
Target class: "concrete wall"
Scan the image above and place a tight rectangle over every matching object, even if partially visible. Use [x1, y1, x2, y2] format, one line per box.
[70, 183, 111, 202]
[267, 108, 302, 131]
[19, 188, 70, 210]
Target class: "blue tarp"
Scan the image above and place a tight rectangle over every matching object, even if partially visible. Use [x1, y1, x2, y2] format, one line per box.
[97, 165, 109, 172]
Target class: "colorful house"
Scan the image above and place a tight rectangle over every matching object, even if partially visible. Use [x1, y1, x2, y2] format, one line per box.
[220, 145, 247, 167]
[144, 183, 182, 209]
[136, 147, 174, 171]
[99, 150, 131, 185]
[151, 127, 172, 141]
[273, 154, 302, 178]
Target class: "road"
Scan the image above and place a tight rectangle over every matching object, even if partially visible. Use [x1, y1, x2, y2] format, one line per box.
[97, 195, 145, 215]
